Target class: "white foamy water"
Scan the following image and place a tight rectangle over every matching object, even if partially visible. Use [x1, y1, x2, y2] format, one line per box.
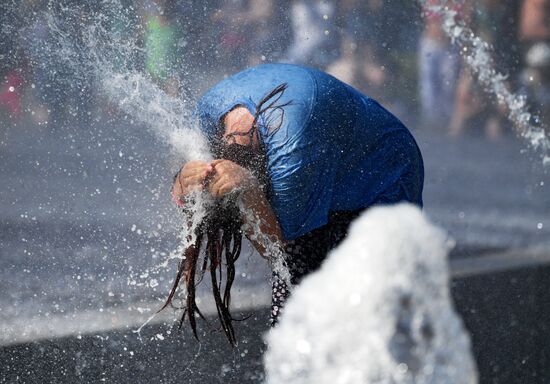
[101, 71, 211, 161]
[264, 204, 477, 384]
[419, 0, 550, 166]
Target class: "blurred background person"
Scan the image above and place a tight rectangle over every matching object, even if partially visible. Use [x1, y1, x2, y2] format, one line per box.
[141, 0, 179, 95]
[242, 0, 276, 66]
[327, 0, 420, 123]
[519, 0, 550, 47]
[520, 42, 550, 125]
[23, 0, 53, 125]
[210, 0, 249, 71]
[518, 0, 550, 126]
[418, 0, 461, 130]
[284, 0, 339, 70]
[0, 70, 24, 122]
[449, 0, 508, 139]
[327, 0, 387, 100]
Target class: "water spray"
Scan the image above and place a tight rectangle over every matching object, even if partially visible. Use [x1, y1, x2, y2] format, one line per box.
[419, 0, 550, 165]
[36, 1, 292, 338]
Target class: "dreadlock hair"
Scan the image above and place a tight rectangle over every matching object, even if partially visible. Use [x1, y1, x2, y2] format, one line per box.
[159, 83, 289, 346]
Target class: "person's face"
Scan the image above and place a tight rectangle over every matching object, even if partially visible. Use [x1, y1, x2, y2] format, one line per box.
[217, 106, 269, 190]
[222, 107, 259, 148]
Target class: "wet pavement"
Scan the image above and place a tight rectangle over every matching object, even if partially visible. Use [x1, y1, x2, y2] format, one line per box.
[1, 109, 549, 382]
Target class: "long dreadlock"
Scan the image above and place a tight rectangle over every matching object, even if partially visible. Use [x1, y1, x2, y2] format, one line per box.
[159, 83, 289, 346]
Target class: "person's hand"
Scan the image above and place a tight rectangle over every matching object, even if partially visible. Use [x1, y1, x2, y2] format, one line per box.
[208, 159, 258, 199]
[171, 160, 214, 206]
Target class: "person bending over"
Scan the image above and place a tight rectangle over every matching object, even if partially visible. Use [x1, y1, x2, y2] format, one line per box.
[168, 63, 424, 343]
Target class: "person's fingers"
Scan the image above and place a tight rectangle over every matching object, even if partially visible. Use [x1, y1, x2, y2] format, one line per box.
[212, 162, 240, 179]
[172, 191, 185, 207]
[170, 162, 213, 207]
[216, 182, 235, 197]
[212, 159, 239, 172]
[208, 179, 220, 198]
[179, 164, 215, 190]
[181, 173, 209, 187]
[212, 183, 230, 199]
[184, 160, 211, 169]
[209, 177, 234, 198]
[180, 167, 206, 177]
[207, 173, 224, 194]
[172, 171, 205, 197]
[210, 159, 226, 166]
[171, 180, 183, 196]
[180, 164, 212, 178]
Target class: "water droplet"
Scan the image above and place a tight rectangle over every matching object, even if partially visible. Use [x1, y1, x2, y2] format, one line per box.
[349, 293, 361, 306]
[296, 339, 311, 354]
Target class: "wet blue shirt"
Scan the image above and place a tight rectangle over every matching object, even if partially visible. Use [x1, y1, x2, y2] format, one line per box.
[196, 64, 424, 240]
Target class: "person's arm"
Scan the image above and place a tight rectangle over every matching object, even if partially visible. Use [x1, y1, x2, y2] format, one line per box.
[208, 159, 284, 258]
[239, 182, 284, 258]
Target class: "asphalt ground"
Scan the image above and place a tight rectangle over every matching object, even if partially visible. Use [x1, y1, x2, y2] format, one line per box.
[2, 260, 550, 384]
[1, 111, 549, 382]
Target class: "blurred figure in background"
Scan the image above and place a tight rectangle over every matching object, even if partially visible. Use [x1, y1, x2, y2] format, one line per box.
[418, 0, 461, 130]
[325, 0, 361, 87]
[355, 0, 390, 102]
[284, 0, 339, 70]
[24, 1, 53, 125]
[242, 0, 275, 65]
[519, 0, 550, 47]
[327, 0, 387, 101]
[518, 0, 550, 125]
[0, 70, 24, 121]
[142, 0, 179, 95]
[449, 0, 507, 139]
[211, 0, 249, 71]
[520, 43, 550, 125]
[328, 0, 421, 123]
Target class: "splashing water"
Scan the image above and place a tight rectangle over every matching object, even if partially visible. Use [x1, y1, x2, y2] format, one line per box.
[264, 204, 478, 384]
[238, 199, 293, 289]
[100, 71, 211, 162]
[33, 1, 291, 322]
[419, 0, 550, 166]
[42, 1, 210, 160]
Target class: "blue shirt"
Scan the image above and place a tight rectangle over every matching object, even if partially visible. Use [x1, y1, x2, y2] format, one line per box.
[197, 64, 424, 240]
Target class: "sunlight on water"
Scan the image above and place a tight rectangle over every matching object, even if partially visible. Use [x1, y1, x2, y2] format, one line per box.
[265, 205, 478, 384]
[37, 0, 292, 320]
[419, 0, 550, 166]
